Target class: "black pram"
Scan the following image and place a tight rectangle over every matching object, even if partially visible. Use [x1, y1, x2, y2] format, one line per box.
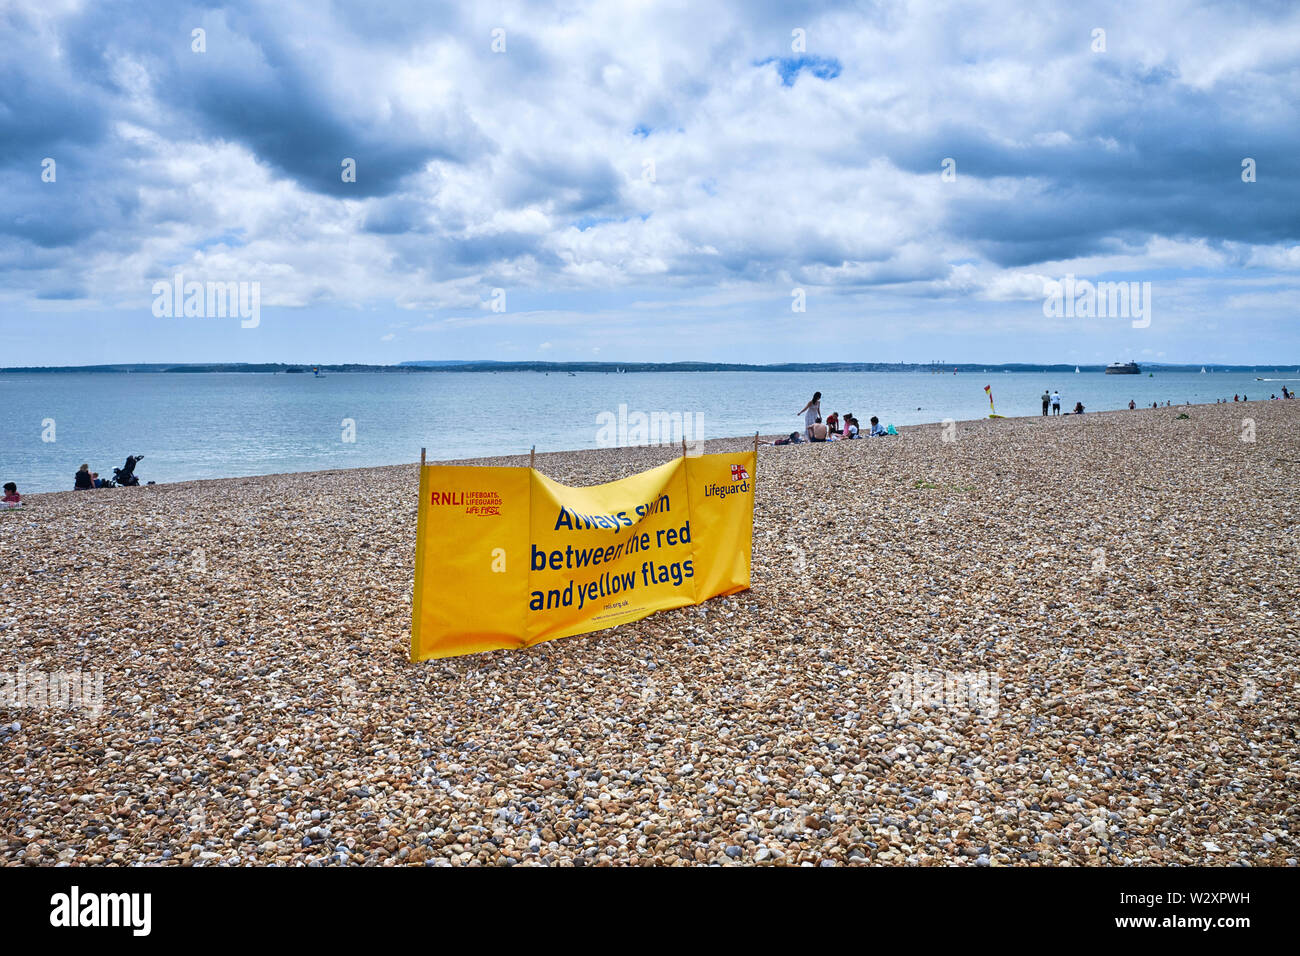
[112, 454, 145, 487]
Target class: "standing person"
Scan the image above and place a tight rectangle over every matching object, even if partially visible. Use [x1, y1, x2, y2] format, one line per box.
[1128, 399, 1136, 410]
[797, 391, 822, 440]
[1041, 389, 1050, 416]
[1051, 390, 1061, 415]
[74, 464, 94, 490]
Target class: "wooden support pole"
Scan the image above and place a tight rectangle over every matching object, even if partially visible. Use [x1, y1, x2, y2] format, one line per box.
[681, 436, 687, 458]
[530, 445, 536, 470]
[420, 447, 426, 467]
[753, 431, 759, 454]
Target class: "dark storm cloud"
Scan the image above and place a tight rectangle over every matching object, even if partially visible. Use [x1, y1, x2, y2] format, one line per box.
[500, 152, 624, 214]
[2, 0, 491, 208]
[865, 54, 1300, 266]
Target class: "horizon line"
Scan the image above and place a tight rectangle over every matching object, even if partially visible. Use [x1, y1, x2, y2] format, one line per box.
[3, 359, 1298, 373]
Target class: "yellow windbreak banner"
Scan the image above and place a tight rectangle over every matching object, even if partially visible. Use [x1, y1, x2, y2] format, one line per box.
[411, 450, 755, 661]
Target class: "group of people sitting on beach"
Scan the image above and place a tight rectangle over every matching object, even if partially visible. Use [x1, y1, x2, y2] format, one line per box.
[4, 457, 148, 505]
[75, 464, 109, 489]
[74, 455, 145, 490]
[769, 392, 894, 445]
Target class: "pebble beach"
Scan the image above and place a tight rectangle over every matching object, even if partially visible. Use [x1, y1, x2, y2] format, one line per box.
[2, 400, 1297, 867]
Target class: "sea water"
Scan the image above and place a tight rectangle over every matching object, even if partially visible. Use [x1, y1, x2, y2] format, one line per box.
[0, 369, 1288, 492]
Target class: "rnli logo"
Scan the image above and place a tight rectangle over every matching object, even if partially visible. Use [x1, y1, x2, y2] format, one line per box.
[431, 490, 502, 516]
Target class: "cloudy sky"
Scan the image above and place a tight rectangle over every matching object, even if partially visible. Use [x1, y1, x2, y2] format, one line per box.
[2, 0, 1298, 366]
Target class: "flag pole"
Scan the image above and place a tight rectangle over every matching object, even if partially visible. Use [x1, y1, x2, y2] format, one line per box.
[681, 436, 687, 458]
[529, 445, 535, 470]
[420, 447, 426, 468]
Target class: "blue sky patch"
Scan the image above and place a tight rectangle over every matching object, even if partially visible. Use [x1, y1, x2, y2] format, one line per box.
[756, 55, 842, 86]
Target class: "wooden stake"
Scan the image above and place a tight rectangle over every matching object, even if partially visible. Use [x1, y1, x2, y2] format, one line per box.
[420, 447, 426, 467]
[681, 436, 687, 458]
[530, 445, 536, 470]
[753, 431, 759, 454]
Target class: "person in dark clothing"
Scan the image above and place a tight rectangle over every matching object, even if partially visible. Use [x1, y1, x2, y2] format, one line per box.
[74, 464, 94, 490]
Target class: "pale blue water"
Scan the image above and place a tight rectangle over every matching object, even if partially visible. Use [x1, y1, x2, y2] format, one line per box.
[0, 369, 1292, 493]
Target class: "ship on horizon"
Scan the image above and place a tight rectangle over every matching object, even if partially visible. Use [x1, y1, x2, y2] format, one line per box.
[1105, 361, 1141, 375]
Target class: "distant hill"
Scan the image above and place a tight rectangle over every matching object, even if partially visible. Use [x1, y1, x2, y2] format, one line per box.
[399, 360, 1279, 374]
[0, 362, 434, 374]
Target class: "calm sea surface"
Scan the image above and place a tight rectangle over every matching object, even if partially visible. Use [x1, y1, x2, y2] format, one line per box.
[1, 369, 1293, 493]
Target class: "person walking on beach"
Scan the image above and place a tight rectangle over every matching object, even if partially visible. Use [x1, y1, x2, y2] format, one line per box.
[1051, 390, 1061, 415]
[1041, 390, 1050, 416]
[797, 392, 822, 440]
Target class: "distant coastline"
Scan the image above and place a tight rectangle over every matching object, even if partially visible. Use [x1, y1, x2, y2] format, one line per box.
[1, 360, 1293, 375]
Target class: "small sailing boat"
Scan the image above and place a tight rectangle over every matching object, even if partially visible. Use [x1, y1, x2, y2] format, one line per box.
[1074, 366, 1080, 373]
[1200, 367, 1207, 374]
